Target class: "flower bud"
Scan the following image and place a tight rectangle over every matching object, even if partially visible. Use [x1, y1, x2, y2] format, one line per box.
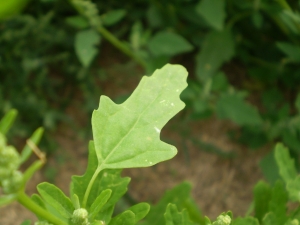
[212, 215, 231, 225]
[0, 145, 19, 169]
[71, 208, 89, 225]
[2, 170, 23, 194]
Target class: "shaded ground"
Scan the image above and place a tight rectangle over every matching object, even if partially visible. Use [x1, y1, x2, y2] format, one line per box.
[0, 49, 267, 224]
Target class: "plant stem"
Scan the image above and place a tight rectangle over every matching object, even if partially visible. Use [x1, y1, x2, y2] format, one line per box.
[17, 191, 67, 225]
[96, 26, 147, 68]
[82, 166, 102, 208]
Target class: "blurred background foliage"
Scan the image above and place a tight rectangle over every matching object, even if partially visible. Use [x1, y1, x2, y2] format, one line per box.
[0, 0, 300, 183]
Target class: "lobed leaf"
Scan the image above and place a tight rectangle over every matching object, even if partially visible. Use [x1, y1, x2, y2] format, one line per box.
[286, 177, 300, 202]
[75, 29, 101, 67]
[164, 204, 195, 225]
[126, 202, 150, 223]
[108, 210, 135, 225]
[274, 143, 297, 184]
[92, 64, 188, 169]
[147, 32, 193, 57]
[195, 0, 226, 31]
[195, 29, 234, 82]
[37, 182, 74, 219]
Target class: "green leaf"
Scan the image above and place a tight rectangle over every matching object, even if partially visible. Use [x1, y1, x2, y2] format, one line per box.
[20, 127, 44, 164]
[102, 9, 127, 26]
[147, 32, 193, 57]
[216, 93, 262, 126]
[92, 64, 188, 169]
[143, 182, 193, 225]
[20, 220, 31, 225]
[65, 15, 89, 29]
[262, 212, 279, 225]
[126, 202, 150, 223]
[232, 217, 259, 225]
[259, 151, 281, 185]
[0, 109, 18, 135]
[196, 29, 234, 82]
[195, 0, 226, 30]
[89, 189, 112, 220]
[75, 29, 101, 67]
[276, 42, 300, 62]
[268, 181, 288, 223]
[37, 182, 74, 219]
[287, 177, 300, 202]
[254, 181, 271, 222]
[31, 194, 47, 221]
[274, 143, 297, 184]
[71, 142, 130, 211]
[108, 210, 135, 225]
[164, 204, 195, 225]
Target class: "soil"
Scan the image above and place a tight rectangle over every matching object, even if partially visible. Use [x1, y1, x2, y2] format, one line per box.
[0, 45, 268, 224]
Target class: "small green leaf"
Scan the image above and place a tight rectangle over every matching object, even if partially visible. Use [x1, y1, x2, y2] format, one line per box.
[269, 181, 288, 223]
[102, 9, 126, 26]
[108, 210, 135, 225]
[216, 93, 262, 126]
[20, 127, 44, 164]
[20, 220, 31, 225]
[195, 0, 226, 30]
[37, 182, 74, 219]
[232, 217, 259, 225]
[287, 177, 300, 202]
[196, 29, 234, 82]
[262, 212, 279, 225]
[164, 204, 195, 225]
[147, 32, 193, 57]
[274, 143, 297, 184]
[89, 189, 112, 220]
[254, 181, 271, 222]
[126, 202, 150, 223]
[276, 42, 300, 62]
[75, 29, 101, 67]
[65, 15, 89, 29]
[92, 64, 188, 169]
[0, 109, 18, 135]
[71, 194, 80, 210]
[143, 182, 192, 225]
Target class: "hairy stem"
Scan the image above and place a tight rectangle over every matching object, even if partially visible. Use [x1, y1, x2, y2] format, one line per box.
[17, 191, 67, 225]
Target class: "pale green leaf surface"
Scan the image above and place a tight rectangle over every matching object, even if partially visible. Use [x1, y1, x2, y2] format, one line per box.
[126, 202, 150, 223]
[196, 29, 234, 82]
[89, 189, 112, 220]
[71, 142, 130, 210]
[92, 64, 188, 169]
[75, 29, 101, 67]
[143, 182, 192, 225]
[195, 0, 226, 30]
[108, 210, 135, 225]
[254, 181, 271, 222]
[274, 143, 297, 184]
[287, 177, 300, 202]
[164, 204, 195, 225]
[0, 109, 17, 135]
[216, 94, 262, 126]
[147, 32, 193, 56]
[37, 182, 74, 219]
[232, 217, 259, 225]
